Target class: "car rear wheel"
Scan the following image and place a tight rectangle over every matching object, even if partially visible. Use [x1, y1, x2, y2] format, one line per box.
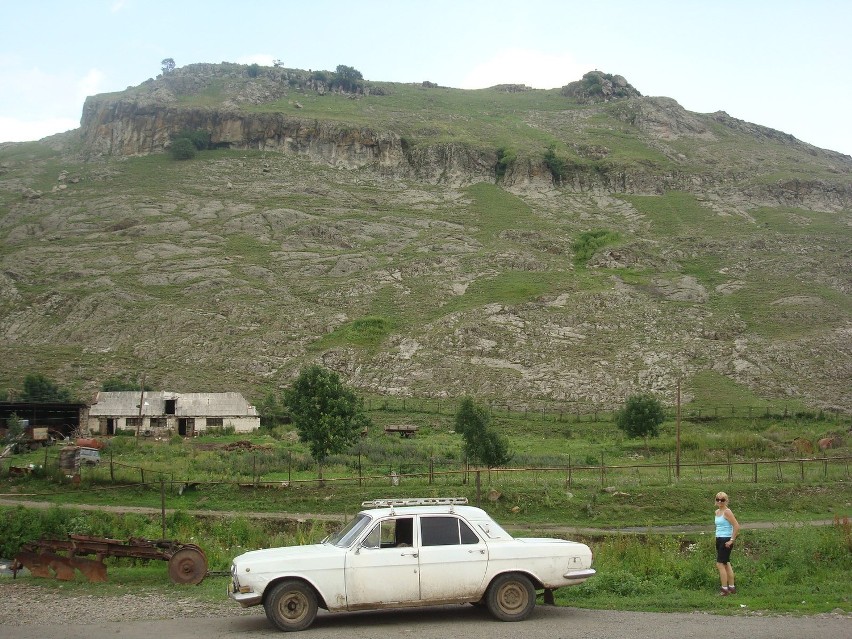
[486, 573, 536, 622]
[264, 580, 318, 632]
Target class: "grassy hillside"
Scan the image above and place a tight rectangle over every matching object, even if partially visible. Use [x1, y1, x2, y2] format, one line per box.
[0, 64, 850, 412]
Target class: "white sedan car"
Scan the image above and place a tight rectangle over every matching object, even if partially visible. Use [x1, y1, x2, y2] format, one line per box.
[229, 498, 595, 631]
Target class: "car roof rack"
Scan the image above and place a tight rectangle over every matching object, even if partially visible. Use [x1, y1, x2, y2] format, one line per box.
[361, 497, 468, 511]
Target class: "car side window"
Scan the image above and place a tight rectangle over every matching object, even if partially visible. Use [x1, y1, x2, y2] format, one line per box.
[420, 516, 480, 546]
[364, 517, 414, 548]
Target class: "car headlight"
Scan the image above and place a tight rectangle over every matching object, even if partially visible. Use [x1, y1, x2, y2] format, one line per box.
[231, 563, 240, 589]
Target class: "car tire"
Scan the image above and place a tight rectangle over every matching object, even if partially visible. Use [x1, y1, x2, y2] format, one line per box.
[264, 580, 318, 632]
[486, 573, 536, 622]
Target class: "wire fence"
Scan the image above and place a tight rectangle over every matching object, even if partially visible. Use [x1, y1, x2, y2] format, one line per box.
[7, 449, 849, 498]
[363, 397, 849, 424]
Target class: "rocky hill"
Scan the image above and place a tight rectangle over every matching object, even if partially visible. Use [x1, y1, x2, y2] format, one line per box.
[1, 63, 850, 412]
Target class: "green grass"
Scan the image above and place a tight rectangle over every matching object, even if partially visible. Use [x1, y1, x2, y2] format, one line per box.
[312, 315, 396, 351]
[2, 505, 849, 615]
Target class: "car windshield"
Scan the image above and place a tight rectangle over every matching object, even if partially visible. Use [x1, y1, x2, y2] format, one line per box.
[326, 513, 372, 547]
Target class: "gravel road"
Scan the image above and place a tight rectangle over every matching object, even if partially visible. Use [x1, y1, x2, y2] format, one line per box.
[2, 581, 849, 639]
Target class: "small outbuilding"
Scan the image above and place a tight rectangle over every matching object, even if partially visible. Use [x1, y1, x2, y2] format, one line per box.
[87, 391, 260, 436]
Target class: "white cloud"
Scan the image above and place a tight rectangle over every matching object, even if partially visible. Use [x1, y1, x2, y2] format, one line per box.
[460, 49, 591, 90]
[77, 68, 106, 101]
[111, 0, 129, 13]
[0, 116, 79, 143]
[236, 54, 277, 67]
[0, 60, 108, 142]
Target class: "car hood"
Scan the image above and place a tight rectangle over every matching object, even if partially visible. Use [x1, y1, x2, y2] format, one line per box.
[233, 543, 343, 570]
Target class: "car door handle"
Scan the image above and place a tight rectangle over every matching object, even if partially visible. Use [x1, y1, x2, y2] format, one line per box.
[400, 551, 419, 558]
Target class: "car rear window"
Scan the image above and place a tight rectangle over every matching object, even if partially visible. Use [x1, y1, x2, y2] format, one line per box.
[420, 516, 480, 546]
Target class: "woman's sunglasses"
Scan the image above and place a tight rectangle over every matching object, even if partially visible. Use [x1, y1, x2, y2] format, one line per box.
[715, 498, 727, 502]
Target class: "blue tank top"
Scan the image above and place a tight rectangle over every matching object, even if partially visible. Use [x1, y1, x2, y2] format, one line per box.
[715, 513, 733, 538]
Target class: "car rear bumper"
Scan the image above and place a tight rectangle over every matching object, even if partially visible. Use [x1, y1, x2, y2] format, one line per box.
[563, 568, 596, 580]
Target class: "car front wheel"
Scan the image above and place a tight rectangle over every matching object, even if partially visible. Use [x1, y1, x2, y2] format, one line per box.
[486, 573, 536, 622]
[264, 580, 318, 632]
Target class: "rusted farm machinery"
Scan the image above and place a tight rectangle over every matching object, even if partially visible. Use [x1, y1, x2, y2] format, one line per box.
[12, 534, 208, 585]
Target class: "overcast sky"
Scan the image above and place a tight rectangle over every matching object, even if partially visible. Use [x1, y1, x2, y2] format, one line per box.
[1, 0, 850, 156]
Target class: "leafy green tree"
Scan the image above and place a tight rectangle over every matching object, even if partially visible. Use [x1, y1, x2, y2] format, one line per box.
[455, 397, 512, 468]
[257, 391, 288, 428]
[615, 394, 666, 448]
[19, 373, 71, 402]
[283, 366, 371, 478]
[247, 63, 260, 78]
[2, 413, 24, 444]
[332, 64, 363, 92]
[175, 129, 211, 151]
[170, 137, 197, 160]
[161, 58, 175, 75]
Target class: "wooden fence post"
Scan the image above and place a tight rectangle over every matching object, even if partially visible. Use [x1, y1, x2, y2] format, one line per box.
[667, 452, 672, 484]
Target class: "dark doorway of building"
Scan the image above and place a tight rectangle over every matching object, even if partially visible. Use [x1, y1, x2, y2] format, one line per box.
[106, 418, 115, 435]
[178, 418, 194, 437]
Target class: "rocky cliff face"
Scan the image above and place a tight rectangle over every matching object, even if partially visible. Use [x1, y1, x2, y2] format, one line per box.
[6, 63, 848, 411]
[77, 64, 852, 211]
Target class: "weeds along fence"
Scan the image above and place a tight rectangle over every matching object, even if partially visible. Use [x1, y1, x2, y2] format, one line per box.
[364, 397, 849, 423]
[9, 449, 850, 495]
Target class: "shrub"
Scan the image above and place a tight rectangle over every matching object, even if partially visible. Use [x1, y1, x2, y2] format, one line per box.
[247, 63, 260, 78]
[175, 129, 210, 150]
[170, 137, 197, 160]
[572, 229, 620, 265]
[543, 144, 566, 184]
[495, 147, 516, 179]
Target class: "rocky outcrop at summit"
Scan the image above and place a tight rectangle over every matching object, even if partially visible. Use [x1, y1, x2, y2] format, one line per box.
[75, 63, 852, 204]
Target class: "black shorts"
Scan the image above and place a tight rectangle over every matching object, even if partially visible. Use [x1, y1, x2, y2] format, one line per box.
[716, 537, 733, 563]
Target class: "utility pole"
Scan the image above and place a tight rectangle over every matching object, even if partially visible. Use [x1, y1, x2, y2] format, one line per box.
[136, 374, 145, 438]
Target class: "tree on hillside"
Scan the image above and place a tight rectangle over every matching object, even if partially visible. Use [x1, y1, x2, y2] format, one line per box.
[161, 58, 175, 75]
[170, 137, 197, 160]
[19, 373, 71, 402]
[455, 397, 512, 468]
[257, 391, 288, 428]
[333, 64, 363, 92]
[283, 365, 371, 478]
[615, 393, 666, 450]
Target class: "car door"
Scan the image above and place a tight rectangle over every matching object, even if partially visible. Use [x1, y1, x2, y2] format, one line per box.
[417, 515, 488, 601]
[344, 516, 420, 608]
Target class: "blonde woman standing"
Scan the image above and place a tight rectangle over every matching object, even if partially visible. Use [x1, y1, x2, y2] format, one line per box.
[714, 491, 740, 595]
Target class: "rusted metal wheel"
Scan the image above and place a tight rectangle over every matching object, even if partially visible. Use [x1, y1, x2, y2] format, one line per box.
[167, 546, 207, 585]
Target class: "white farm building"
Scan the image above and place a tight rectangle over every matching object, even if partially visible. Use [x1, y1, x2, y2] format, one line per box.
[87, 391, 260, 436]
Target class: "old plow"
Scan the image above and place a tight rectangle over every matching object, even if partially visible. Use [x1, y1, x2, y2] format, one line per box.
[12, 534, 208, 585]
